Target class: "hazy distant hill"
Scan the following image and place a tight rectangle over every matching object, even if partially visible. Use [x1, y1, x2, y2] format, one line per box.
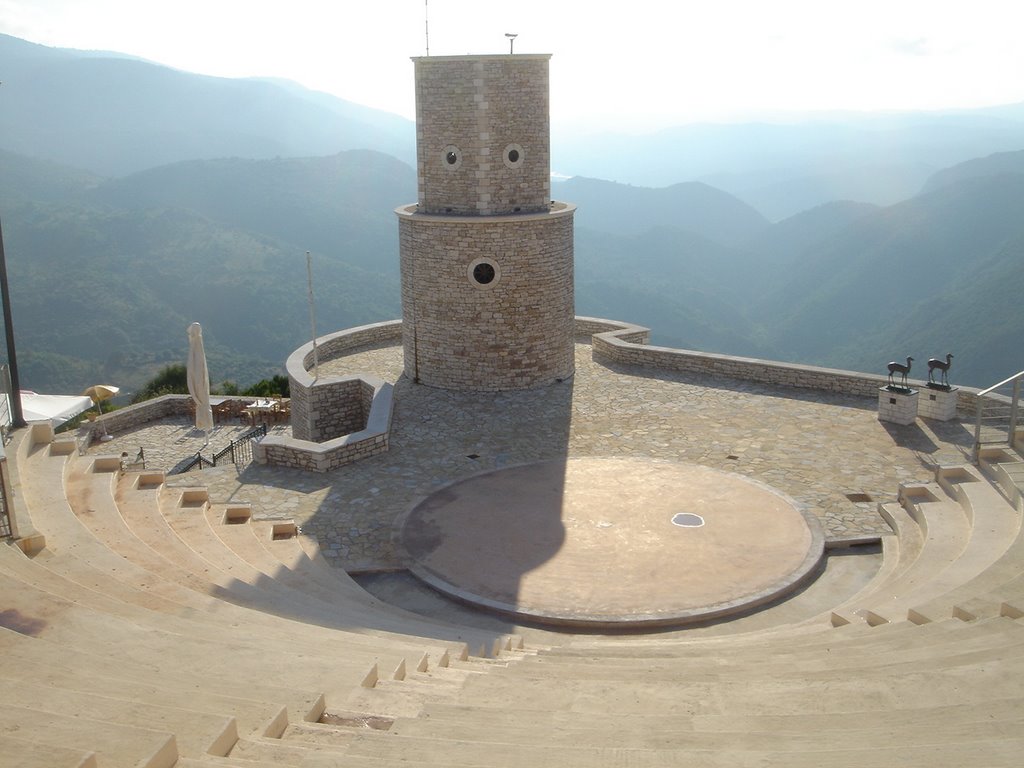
[748, 173, 1024, 384]
[88, 150, 415, 273]
[0, 34, 415, 176]
[920, 149, 1024, 194]
[0, 150, 406, 394]
[555, 114, 1024, 220]
[559, 177, 768, 247]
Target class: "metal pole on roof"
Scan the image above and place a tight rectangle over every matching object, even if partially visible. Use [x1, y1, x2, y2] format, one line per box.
[306, 251, 319, 381]
[0, 214, 24, 428]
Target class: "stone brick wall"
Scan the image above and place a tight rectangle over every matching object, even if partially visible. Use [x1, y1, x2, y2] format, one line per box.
[586, 318, 982, 411]
[292, 377, 366, 443]
[254, 376, 392, 473]
[398, 204, 575, 391]
[413, 54, 551, 216]
[81, 395, 192, 447]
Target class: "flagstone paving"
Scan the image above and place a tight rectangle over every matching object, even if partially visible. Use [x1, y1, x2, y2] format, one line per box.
[91, 342, 974, 572]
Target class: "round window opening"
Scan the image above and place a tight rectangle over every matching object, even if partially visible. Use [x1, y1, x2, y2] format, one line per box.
[473, 262, 496, 285]
[467, 258, 501, 288]
[502, 143, 525, 169]
[671, 513, 705, 528]
[441, 145, 462, 171]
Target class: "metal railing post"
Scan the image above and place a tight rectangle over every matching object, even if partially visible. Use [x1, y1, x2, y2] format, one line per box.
[1010, 378, 1021, 447]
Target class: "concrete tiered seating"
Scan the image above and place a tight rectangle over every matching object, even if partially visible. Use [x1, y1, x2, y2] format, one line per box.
[1, 427, 518, 767]
[826, 462, 1022, 626]
[4, 421, 1024, 767]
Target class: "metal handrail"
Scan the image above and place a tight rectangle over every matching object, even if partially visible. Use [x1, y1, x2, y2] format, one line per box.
[976, 369, 1024, 398]
[974, 370, 1023, 460]
[172, 423, 267, 474]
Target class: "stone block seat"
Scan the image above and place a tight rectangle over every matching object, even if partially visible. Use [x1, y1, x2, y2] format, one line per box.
[4, 422, 1024, 767]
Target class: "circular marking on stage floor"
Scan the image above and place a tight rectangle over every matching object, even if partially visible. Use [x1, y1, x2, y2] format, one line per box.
[400, 457, 825, 628]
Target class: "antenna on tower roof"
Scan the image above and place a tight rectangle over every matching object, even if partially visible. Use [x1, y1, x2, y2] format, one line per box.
[505, 33, 518, 54]
[425, 0, 430, 56]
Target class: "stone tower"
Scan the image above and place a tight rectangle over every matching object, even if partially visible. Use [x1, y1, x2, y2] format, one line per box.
[396, 54, 576, 391]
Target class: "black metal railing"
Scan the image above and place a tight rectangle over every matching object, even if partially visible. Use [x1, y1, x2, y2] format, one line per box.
[172, 424, 267, 474]
[0, 467, 11, 540]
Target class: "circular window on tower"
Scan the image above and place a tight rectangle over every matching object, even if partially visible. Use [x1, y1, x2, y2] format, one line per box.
[467, 258, 501, 288]
[441, 144, 463, 171]
[502, 143, 525, 169]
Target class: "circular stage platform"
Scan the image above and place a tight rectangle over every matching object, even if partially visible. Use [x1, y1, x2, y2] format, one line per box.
[400, 457, 825, 628]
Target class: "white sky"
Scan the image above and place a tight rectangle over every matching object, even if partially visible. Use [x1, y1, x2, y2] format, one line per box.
[3, 0, 1024, 131]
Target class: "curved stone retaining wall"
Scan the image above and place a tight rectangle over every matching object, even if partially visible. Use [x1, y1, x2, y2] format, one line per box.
[256, 321, 401, 472]
[584, 316, 981, 411]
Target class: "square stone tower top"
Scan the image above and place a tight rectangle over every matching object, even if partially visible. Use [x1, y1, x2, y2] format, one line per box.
[412, 54, 552, 216]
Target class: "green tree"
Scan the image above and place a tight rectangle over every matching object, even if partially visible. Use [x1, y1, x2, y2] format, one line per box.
[131, 364, 188, 403]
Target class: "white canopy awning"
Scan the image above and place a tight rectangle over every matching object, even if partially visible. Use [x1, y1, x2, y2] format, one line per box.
[19, 391, 94, 426]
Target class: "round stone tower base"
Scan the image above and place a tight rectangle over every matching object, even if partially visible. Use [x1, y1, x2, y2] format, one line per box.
[400, 457, 824, 629]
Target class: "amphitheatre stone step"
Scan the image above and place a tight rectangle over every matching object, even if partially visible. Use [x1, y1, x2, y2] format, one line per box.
[495, 636, 1024, 688]
[0, 624, 327, 728]
[0, 702, 178, 768]
[824, 502, 923, 623]
[4, 475, 452, 679]
[979, 447, 1024, 512]
[0, 734, 97, 768]
[203, 509, 428, 630]
[829, 487, 970, 625]
[228, 736, 346, 764]
[0, 661, 286, 741]
[415, 692, 1024, 738]
[2, 543, 485, 711]
[383, 706, 1023, 753]
[148, 481, 483, 651]
[177, 491, 517, 653]
[0, 570, 393, 702]
[552, 619, 1023, 667]
[0, 678, 238, 758]
[553, 612, 956, 658]
[444, 653, 1024, 717]
[904, 465, 1024, 622]
[610, 543, 885, 640]
[328, 719, 1024, 768]
[154, 484, 490, 654]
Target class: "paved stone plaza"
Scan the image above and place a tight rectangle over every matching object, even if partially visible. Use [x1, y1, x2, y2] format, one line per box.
[91, 342, 975, 572]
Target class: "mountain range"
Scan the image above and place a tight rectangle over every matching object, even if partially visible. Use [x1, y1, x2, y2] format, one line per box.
[1, 33, 1022, 395]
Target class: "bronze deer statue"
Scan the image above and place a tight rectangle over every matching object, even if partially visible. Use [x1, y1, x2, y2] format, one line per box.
[927, 353, 953, 386]
[887, 356, 913, 389]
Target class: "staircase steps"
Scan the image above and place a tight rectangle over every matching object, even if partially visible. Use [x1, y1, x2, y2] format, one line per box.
[906, 464, 1024, 622]
[978, 447, 1024, 511]
[828, 486, 970, 625]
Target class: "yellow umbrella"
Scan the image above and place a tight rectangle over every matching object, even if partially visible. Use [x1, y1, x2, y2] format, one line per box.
[81, 384, 120, 414]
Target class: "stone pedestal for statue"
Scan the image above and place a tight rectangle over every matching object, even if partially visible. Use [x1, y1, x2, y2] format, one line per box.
[918, 386, 959, 421]
[878, 387, 919, 425]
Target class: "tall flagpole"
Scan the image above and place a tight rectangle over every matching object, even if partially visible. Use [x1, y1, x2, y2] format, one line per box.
[306, 251, 319, 380]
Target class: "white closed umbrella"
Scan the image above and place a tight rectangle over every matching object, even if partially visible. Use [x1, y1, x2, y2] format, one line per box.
[187, 322, 214, 438]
